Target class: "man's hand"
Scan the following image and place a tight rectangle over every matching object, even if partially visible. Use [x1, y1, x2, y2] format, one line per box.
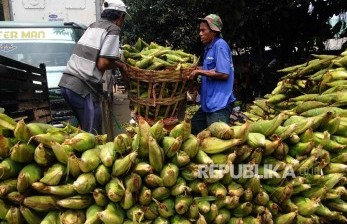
[187, 70, 200, 80]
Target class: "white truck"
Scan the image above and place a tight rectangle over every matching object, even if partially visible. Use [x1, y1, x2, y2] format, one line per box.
[0, 0, 103, 125]
[2, 0, 102, 26]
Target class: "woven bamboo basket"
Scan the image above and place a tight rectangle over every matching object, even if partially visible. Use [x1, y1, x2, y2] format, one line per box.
[125, 64, 196, 126]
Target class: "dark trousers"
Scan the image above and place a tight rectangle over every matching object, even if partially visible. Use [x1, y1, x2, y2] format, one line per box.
[191, 102, 233, 135]
[60, 87, 102, 134]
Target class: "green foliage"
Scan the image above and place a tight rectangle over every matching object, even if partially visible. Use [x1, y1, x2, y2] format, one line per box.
[122, 0, 346, 63]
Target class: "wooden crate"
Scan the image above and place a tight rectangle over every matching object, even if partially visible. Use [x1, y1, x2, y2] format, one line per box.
[0, 55, 52, 123]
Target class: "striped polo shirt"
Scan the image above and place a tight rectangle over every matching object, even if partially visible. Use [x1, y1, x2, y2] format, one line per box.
[59, 19, 121, 101]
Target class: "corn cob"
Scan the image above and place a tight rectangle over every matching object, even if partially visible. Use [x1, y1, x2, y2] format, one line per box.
[148, 136, 164, 173]
[93, 188, 109, 207]
[60, 209, 86, 224]
[112, 151, 137, 177]
[105, 178, 125, 202]
[85, 204, 103, 224]
[99, 142, 116, 167]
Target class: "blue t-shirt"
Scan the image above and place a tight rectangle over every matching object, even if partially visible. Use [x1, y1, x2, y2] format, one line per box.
[200, 37, 235, 112]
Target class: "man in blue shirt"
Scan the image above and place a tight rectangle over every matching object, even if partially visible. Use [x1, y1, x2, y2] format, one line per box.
[188, 14, 235, 135]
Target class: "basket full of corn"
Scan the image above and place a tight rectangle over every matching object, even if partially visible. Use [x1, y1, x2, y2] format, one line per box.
[122, 38, 198, 126]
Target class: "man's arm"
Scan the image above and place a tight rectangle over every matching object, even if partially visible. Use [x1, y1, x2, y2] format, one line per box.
[97, 57, 127, 74]
[188, 69, 228, 80]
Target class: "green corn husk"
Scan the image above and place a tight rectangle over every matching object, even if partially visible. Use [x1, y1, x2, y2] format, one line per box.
[23, 195, 59, 212]
[252, 205, 266, 215]
[171, 177, 191, 196]
[160, 163, 179, 187]
[138, 117, 151, 158]
[289, 140, 315, 156]
[95, 164, 111, 186]
[148, 136, 165, 173]
[145, 173, 164, 188]
[40, 211, 60, 224]
[301, 186, 328, 198]
[330, 151, 347, 163]
[228, 217, 243, 224]
[169, 117, 191, 141]
[281, 199, 298, 213]
[326, 198, 347, 213]
[208, 182, 227, 198]
[125, 173, 142, 192]
[0, 158, 23, 180]
[79, 148, 101, 173]
[112, 151, 138, 177]
[134, 162, 153, 176]
[31, 182, 76, 197]
[10, 143, 36, 163]
[152, 186, 170, 201]
[17, 163, 42, 193]
[323, 162, 347, 173]
[232, 202, 252, 217]
[208, 121, 234, 139]
[5, 206, 24, 224]
[262, 208, 273, 224]
[214, 208, 231, 224]
[255, 189, 270, 206]
[155, 198, 175, 218]
[93, 188, 109, 207]
[210, 153, 228, 164]
[197, 200, 211, 214]
[323, 173, 346, 189]
[249, 112, 286, 136]
[57, 195, 92, 209]
[273, 211, 297, 224]
[40, 163, 66, 186]
[227, 181, 244, 197]
[26, 122, 54, 135]
[186, 201, 199, 219]
[139, 186, 152, 206]
[205, 203, 218, 222]
[274, 124, 297, 141]
[0, 179, 17, 197]
[19, 205, 42, 224]
[181, 134, 199, 158]
[50, 141, 74, 164]
[105, 178, 125, 202]
[195, 149, 214, 164]
[14, 119, 31, 142]
[32, 131, 67, 148]
[126, 205, 145, 222]
[85, 204, 103, 224]
[195, 212, 207, 224]
[143, 202, 159, 220]
[67, 153, 82, 178]
[316, 202, 339, 219]
[162, 136, 182, 158]
[199, 137, 243, 154]
[0, 136, 15, 158]
[64, 132, 96, 152]
[247, 132, 266, 148]
[114, 133, 132, 154]
[99, 142, 116, 167]
[264, 137, 282, 156]
[34, 143, 55, 167]
[0, 199, 10, 220]
[153, 216, 170, 224]
[171, 150, 191, 167]
[60, 209, 86, 224]
[242, 188, 253, 202]
[292, 197, 319, 216]
[170, 214, 191, 224]
[73, 173, 97, 194]
[292, 184, 312, 195]
[263, 184, 293, 204]
[150, 119, 165, 142]
[174, 195, 192, 215]
[6, 191, 25, 205]
[0, 113, 17, 130]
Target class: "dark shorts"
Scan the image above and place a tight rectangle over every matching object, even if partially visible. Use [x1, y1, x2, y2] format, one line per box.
[60, 87, 102, 134]
[191, 102, 234, 135]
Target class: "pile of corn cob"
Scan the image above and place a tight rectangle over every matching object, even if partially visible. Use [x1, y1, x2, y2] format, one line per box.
[122, 38, 198, 70]
[0, 50, 346, 223]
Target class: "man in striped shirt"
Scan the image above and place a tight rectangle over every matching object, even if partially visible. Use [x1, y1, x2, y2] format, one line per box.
[59, 0, 130, 134]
